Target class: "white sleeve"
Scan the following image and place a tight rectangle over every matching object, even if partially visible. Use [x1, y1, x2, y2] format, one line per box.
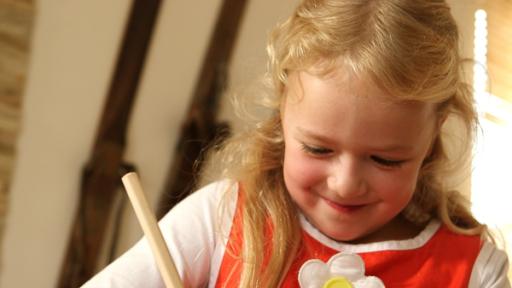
[468, 241, 511, 288]
[81, 180, 237, 288]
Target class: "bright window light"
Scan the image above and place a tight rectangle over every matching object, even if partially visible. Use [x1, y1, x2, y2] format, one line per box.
[471, 9, 512, 225]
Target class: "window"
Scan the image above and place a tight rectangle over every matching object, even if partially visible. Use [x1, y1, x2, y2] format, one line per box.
[471, 2, 512, 279]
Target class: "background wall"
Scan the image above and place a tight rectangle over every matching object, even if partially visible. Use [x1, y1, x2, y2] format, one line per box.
[0, 1, 484, 287]
[0, 0, 297, 287]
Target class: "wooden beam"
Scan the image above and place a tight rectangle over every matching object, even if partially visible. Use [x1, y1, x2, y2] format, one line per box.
[58, 1, 161, 286]
[157, 0, 249, 219]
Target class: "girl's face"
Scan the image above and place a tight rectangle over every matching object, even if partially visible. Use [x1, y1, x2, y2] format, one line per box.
[281, 69, 437, 243]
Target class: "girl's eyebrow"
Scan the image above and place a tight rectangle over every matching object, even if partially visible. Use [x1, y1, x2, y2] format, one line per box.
[296, 127, 414, 152]
[296, 127, 336, 144]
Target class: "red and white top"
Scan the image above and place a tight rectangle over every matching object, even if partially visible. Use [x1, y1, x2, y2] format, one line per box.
[83, 181, 510, 288]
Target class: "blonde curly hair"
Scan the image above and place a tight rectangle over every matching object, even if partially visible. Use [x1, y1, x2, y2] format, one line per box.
[202, 0, 486, 286]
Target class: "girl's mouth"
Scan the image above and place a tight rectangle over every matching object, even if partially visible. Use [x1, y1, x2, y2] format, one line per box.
[323, 198, 366, 213]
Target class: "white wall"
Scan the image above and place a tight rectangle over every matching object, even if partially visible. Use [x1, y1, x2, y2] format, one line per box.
[0, 0, 298, 287]
[0, 1, 132, 287]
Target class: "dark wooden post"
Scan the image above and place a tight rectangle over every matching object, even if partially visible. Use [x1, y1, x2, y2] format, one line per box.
[156, 0, 249, 219]
[58, 1, 161, 287]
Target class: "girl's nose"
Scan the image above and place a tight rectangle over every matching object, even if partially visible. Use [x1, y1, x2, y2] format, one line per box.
[327, 156, 367, 198]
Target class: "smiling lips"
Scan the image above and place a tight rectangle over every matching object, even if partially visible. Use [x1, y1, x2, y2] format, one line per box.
[323, 198, 366, 213]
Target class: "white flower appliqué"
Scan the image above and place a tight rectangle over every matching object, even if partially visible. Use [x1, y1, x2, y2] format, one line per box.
[298, 253, 385, 288]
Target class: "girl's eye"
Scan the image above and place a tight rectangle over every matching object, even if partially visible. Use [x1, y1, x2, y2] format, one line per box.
[371, 156, 404, 167]
[301, 143, 332, 155]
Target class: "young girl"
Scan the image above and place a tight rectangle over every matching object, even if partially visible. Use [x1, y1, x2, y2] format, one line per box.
[84, 0, 510, 287]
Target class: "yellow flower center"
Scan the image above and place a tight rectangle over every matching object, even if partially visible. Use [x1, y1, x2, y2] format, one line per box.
[322, 276, 353, 288]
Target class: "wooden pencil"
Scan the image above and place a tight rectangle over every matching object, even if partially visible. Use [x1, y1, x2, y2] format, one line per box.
[121, 172, 183, 288]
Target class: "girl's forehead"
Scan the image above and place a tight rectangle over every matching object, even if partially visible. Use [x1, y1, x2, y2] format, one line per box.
[286, 69, 425, 107]
[284, 69, 437, 124]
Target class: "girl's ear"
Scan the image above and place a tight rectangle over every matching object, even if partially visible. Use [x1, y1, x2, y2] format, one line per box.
[423, 136, 438, 165]
[280, 91, 287, 121]
[437, 113, 448, 130]
[425, 112, 448, 161]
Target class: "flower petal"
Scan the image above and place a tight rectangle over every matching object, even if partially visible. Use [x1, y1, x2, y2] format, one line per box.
[327, 253, 365, 282]
[353, 276, 386, 288]
[298, 259, 331, 288]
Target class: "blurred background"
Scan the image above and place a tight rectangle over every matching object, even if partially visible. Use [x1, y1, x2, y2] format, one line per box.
[0, 0, 509, 287]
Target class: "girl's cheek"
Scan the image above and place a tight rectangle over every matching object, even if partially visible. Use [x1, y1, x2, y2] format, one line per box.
[285, 150, 328, 186]
[370, 166, 419, 197]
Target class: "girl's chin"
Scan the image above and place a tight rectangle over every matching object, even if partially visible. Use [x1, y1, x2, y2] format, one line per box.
[316, 224, 368, 243]
[325, 231, 366, 243]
